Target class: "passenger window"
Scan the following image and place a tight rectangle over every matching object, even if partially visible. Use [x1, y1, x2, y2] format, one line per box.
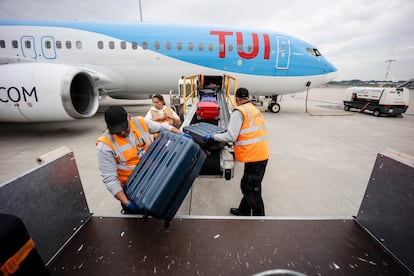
[12, 40, 18, 48]
[219, 43, 224, 52]
[166, 41, 171, 50]
[132, 41, 138, 49]
[0, 40, 5, 48]
[154, 41, 160, 50]
[97, 41, 104, 49]
[228, 44, 233, 52]
[25, 40, 31, 49]
[208, 43, 214, 51]
[109, 41, 115, 49]
[121, 41, 126, 49]
[188, 42, 193, 51]
[56, 41, 62, 49]
[66, 41, 72, 49]
[44, 40, 51, 49]
[76, 41, 82, 49]
[176, 42, 182, 50]
[142, 41, 148, 49]
[198, 42, 204, 51]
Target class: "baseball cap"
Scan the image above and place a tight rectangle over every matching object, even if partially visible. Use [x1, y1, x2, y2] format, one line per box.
[235, 87, 249, 98]
[104, 106, 129, 134]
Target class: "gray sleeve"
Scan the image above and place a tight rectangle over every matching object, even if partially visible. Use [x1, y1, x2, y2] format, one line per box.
[96, 141, 123, 196]
[213, 109, 243, 142]
[145, 117, 173, 133]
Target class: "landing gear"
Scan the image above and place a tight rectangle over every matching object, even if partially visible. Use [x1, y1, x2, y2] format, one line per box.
[267, 95, 281, 113]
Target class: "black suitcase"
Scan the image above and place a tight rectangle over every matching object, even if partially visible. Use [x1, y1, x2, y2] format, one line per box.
[125, 131, 206, 227]
[183, 122, 227, 150]
[0, 214, 50, 275]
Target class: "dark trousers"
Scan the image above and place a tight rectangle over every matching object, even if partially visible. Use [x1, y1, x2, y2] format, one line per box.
[238, 159, 268, 215]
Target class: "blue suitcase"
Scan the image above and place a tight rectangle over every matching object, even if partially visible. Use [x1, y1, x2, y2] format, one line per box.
[125, 131, 207, 227]
[183, 122, 227, 150]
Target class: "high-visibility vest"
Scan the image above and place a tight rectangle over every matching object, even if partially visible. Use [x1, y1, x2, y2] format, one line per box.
[96, 116, 152, 186]
[233, 103, 269, 162]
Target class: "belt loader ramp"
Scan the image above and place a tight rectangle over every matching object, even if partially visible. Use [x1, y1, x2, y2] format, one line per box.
[171, 74, 238, 180]
[0, 147, 413, 275]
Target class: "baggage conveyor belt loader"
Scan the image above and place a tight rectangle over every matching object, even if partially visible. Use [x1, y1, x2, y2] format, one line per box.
[170, 74, 238, 180]
[1, 147, 413, 275]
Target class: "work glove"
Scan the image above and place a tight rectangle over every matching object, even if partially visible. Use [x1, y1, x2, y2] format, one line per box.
[181, 132, 192, 139]
[123, 201, 142, 214]
[203, 133, 214, 142]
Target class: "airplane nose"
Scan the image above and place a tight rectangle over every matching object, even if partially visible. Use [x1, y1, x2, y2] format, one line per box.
[326, 70, 338, 82]
[324, 59, 338, 81]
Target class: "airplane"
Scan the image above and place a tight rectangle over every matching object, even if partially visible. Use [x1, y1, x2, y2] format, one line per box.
[0, 21, 338, 122]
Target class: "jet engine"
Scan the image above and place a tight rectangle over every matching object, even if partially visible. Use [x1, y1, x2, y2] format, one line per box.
[0, 63, 99, 122]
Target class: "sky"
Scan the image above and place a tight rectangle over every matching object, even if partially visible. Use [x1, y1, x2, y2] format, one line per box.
[1, 0, 413, 81]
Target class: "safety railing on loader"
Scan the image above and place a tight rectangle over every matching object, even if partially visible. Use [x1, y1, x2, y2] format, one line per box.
[223, 74, 238, 108]
[180, 74, 200, 116]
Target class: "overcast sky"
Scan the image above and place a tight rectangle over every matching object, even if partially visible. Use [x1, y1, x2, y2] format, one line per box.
[1, 0, 413, 81]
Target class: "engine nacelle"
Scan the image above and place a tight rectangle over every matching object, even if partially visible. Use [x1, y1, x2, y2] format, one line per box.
[0, 63, 99, 122]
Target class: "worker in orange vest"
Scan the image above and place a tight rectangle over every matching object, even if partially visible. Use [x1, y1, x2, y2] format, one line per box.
[96, 105, 183, 214]
[204, 88, 269, 216]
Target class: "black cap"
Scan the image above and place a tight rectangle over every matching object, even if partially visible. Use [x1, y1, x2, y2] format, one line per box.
[236, 87, 249, 98]
[104, 106, 128, 134]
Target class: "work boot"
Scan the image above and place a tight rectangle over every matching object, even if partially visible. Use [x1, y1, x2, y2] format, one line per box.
[230, 208, 251, 216]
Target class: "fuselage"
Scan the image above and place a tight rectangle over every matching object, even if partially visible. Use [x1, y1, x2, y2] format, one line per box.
[0, 21, 337, 121]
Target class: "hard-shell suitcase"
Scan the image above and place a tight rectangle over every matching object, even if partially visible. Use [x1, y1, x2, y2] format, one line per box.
[125, 131, 207, 227]
[196, 101, 220, 120]
[183, 122, 227, 150]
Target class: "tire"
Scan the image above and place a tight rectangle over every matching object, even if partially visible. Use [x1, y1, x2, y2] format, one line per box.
[268, 103, 281, 113]
[224, 169, 232, 180]
[344, 105, 350, 111]
[373, 110, 381, 117]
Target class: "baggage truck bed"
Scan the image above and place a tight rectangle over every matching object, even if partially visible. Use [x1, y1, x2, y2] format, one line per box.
[1, 148, 413, 275]
[48, 216, 406, 275]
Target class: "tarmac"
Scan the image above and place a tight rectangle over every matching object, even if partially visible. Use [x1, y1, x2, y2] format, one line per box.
[1, 87, 413, 218]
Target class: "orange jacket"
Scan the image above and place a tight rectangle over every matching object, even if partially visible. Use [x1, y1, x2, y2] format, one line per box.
[233, 103, 269, 162]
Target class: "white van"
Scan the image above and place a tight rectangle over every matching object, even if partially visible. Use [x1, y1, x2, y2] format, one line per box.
[343, 87, 410, 117]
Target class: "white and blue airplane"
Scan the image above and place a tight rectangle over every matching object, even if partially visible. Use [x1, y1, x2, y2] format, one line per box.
[0, 21, 337, 122]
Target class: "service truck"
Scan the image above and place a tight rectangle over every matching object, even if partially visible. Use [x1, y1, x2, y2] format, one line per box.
[343, 86, 410, 117]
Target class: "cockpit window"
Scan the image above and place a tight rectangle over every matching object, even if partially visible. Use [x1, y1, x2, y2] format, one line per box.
[306, 47, 321, 57]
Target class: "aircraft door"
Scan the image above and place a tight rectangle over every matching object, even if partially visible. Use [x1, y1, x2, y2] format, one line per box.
[276, 36, 290, 70]
[41, 36, 57, 60]
[20, 36, 37, 59]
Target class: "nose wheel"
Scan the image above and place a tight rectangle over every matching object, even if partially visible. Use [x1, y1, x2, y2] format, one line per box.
[267, 95, 280, 113]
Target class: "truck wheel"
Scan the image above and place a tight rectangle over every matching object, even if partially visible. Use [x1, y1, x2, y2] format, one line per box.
[224, 169, 232, 180]
[373, 110, 381, 117]
[344, 105, 350, 111]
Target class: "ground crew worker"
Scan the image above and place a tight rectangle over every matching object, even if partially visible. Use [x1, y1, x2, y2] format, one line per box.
[145, 94, 181, 127]
[204, 87, 269, 216]
[96, 105, 181, 214]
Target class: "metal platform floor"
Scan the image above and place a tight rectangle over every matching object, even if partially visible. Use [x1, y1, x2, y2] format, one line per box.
[48, 216, 406, 276]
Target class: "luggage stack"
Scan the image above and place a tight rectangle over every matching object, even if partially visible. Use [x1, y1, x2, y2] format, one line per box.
[125, 131, 207, 227]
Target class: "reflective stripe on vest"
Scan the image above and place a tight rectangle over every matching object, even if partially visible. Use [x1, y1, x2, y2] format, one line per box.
[97, 117, 152, 184]
[233, 103, 269, 162]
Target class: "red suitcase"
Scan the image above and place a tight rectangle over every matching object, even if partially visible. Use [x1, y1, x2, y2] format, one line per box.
[196, 101, 220, 120]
